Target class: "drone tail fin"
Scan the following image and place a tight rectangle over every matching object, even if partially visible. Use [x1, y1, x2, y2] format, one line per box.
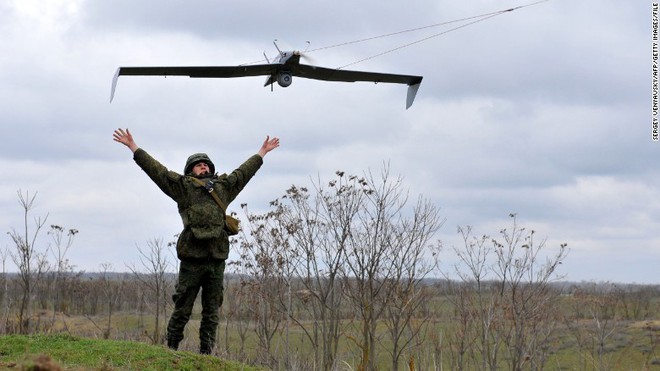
[406, 82, 421, 109]
[110, 68, 121, 103]
[264, 75, 276, 89]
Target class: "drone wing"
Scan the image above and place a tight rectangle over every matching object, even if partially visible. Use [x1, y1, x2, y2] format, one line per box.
[292, 64, 423, 109]
[110, 64, 275, 102]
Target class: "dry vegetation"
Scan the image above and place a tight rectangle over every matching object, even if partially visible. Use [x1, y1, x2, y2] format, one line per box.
[3, 173, 660, 370]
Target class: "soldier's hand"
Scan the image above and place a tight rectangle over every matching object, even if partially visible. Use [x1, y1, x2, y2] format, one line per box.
[258, 136, 280, 158]
[113, 128, 139, 153]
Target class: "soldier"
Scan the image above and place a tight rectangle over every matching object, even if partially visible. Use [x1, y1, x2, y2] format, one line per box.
[113, 128, 280, 354]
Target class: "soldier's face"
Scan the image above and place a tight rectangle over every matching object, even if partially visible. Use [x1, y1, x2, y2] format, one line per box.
[192, 162, 210, 176]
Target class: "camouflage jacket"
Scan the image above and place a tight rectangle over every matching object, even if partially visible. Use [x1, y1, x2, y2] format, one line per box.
[133, 148, 263, 261]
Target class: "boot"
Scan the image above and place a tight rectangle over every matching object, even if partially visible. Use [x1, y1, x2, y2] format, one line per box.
[200, 344, 212, 355]
[167, 337, 180, 351]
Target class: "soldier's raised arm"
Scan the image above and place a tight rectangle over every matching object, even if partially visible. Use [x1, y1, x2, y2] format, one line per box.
[113, 128, 139, 153]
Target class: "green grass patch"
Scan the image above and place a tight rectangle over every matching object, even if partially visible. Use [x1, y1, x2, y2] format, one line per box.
[0, 333, 264, 371]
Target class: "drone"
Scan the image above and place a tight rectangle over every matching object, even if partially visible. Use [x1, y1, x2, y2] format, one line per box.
[111, 41, 423, 109]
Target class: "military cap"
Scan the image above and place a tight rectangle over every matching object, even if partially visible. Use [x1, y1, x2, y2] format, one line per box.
[184, 153, 215, 175]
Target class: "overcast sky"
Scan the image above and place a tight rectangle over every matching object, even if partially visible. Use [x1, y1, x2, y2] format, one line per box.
[0, 0, 653, 283]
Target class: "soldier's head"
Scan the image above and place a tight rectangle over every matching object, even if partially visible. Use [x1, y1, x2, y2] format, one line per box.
[184, 153, 215, 176]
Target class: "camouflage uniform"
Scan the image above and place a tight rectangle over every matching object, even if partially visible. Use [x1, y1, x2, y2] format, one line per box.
[133, 148, 263, 353]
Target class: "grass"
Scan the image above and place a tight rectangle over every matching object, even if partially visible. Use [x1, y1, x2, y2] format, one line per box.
[0, 333, 264, 371]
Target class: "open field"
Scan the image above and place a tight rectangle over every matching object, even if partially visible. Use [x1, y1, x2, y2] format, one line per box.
[4, 309, 659, 370]
[2, 266, 659, 369]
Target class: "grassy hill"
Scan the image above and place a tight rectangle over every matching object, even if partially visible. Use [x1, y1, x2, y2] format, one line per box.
[0, 334, 263, 371]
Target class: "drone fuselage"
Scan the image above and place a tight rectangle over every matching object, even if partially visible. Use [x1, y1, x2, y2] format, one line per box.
[270, 51, 301, 88]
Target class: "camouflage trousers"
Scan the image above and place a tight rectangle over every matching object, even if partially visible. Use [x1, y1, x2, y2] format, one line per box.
[166, 259, 226, 353]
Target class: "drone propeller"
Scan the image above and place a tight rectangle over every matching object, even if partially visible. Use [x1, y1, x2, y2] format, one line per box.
[298, 51, 316, 65]
[297, 41, 317, 64]
[271, 39, 317, 65]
